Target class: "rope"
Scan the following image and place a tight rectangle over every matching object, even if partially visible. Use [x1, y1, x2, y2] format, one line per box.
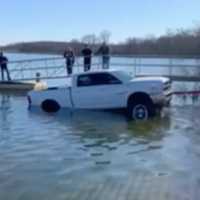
[173, 91, 200, 95]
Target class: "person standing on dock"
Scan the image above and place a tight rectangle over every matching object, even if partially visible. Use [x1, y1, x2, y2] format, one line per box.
[81, 44, 92, 72]
[0, 52, 11, 81]
[63, 47, 75, 75]
[96, 42, 110, 69]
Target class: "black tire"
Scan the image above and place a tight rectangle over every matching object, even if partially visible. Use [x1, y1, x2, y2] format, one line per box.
[127, 99, 155, 120]
[41, 99, 60, 113]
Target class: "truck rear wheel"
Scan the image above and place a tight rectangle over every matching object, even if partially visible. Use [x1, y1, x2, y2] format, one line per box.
[41, 99, 60, 113]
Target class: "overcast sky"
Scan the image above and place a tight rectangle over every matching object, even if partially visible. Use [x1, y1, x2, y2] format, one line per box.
[1, 0, 200, 45]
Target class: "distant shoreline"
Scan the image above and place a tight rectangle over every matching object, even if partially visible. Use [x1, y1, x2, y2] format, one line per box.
[2, 48, 61, 56]
[2, 25, 200, 58]
[1, 41, 200, 59]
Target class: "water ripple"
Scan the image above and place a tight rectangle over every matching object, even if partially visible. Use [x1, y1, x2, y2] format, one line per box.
[1, 93, 200, 199]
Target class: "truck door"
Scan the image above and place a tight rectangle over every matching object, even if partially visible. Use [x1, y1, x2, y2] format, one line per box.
[72, 73, 126, 109]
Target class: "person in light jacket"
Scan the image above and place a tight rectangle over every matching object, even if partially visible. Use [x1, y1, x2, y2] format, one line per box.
[96, 42, 110, 69]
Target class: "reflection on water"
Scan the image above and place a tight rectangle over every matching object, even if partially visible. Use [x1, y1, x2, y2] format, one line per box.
[1, 92, 200, 199]
[28, 106, 172, 146]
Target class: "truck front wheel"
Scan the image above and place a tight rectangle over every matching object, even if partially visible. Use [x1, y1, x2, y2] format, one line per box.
[127, 98, 155, 121]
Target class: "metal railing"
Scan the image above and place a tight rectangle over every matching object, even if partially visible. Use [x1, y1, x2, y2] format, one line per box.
[6, 55, 200, 82]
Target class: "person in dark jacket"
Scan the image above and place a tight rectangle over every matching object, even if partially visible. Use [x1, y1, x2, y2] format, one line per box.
[81, 44, 92, 72]
[63, 47, 75, 75]
[96, 42, 110, 69]
[0, 52, 11, 81]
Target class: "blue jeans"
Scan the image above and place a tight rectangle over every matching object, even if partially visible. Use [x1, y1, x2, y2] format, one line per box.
[1, 66, 11, 81]
[102, 56, 110, 69]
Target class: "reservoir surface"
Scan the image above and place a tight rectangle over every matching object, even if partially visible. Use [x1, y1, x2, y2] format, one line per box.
[0, 53, 200, 199]
[0, 92, 200, 200]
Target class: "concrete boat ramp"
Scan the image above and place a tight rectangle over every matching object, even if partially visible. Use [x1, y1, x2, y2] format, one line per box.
[60, 170, 200, 200]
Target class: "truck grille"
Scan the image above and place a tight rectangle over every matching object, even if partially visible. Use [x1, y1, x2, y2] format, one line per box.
[163, 80, 172, 91]
[163, 79, 172, 104]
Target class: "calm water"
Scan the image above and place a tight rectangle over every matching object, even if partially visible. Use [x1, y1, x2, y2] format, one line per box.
[1, 53, 200, 199]
[0, 92, 200, 199]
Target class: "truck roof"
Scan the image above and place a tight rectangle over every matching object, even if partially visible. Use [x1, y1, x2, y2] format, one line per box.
[72, 69, 170, 83]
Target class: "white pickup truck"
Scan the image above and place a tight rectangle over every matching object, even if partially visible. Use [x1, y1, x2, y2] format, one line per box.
[28, 70, 172, 120]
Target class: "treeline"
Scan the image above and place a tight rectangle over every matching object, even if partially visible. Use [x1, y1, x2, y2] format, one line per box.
[2, 27, 200, 56]
[118, 27, 200, 56]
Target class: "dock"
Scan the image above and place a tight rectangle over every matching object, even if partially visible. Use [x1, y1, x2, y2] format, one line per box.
[0, 81, 35, 91]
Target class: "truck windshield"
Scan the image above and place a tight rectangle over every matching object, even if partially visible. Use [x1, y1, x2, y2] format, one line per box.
[77, 73, 122, 87]
[117, 71, 133, 82]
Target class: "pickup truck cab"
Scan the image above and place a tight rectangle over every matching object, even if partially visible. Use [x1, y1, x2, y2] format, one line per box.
[28, 70, 172, 120]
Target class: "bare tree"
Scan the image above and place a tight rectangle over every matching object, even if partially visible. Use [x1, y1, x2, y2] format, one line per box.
[81, 34, 98, 45]
[99, 30, 111, 43]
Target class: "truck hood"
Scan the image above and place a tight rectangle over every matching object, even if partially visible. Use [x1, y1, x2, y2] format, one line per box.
[131, 76, 170, 83]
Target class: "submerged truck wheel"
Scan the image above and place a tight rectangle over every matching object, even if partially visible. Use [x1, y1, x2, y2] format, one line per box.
[127, 93, 155, 121]
[41, 99, 60, 113]
[131, 104, 149, 120]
